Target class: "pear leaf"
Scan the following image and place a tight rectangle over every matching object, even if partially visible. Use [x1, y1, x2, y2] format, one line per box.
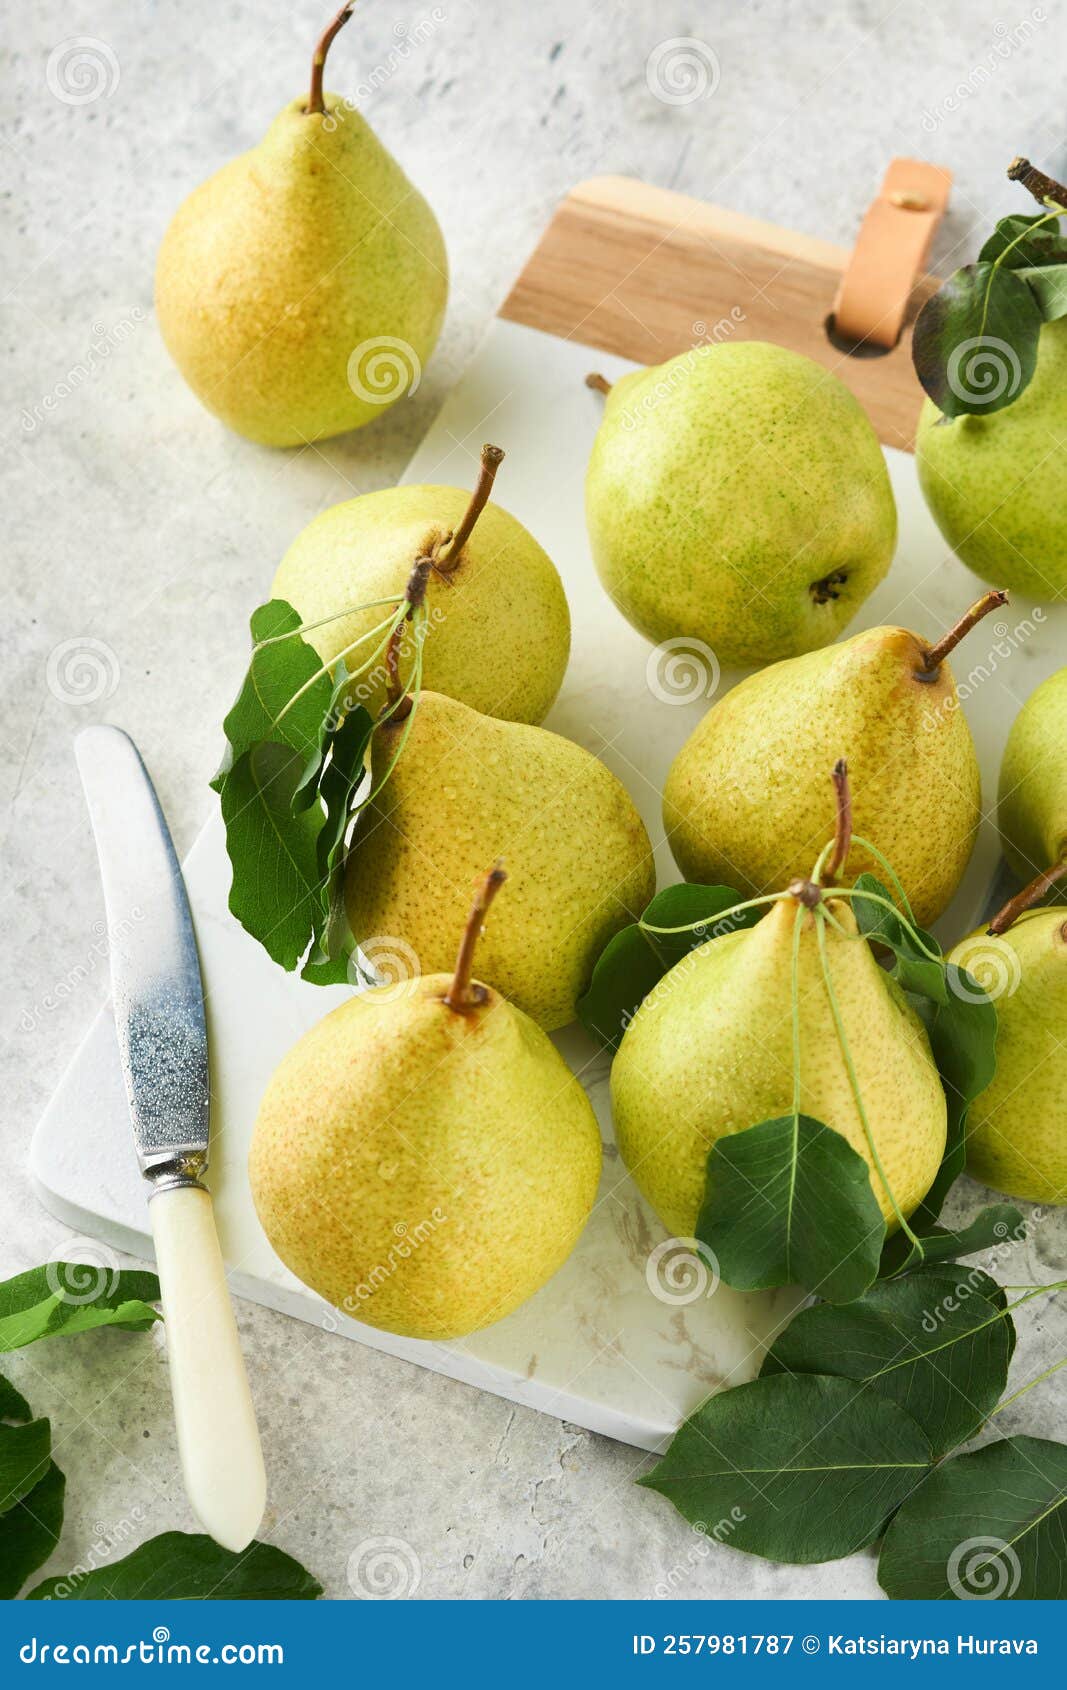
[850, 874, 946, 1002]
[1023, 263, 1067, 322]
[211, 600, 331, 791]
[0, 1418, 51, 1519]
[879, 964, 1000, 1272]
[578, 883, 760, 1051]
[641, 1373, 931, 1564]
[0, 1462, 65, 1598]
[218, 743, 327, 973]
[0, 1266, 160, 1352]
[878, 1437, 1067, 1599]
[978, 212, 1067, 270]
[761, 1265, 1013, 1455]
[697, 1113, 886, 1304]
[880, 1202, 1023, 1278]
[912, 261, 1042, 417]
[26, 1530, 322, 1600]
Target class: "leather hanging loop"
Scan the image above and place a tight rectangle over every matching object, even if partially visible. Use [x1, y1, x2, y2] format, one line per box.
[832, 158, 952, 350]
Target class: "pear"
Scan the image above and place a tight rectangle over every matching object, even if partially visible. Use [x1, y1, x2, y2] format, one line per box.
[998, 666, 1067, 885]
[917, 319, 1067, 599]
[611, 889, 947, 1239]
[345, 692, 656, 1030]
[273, 446, 570, 724]
[949, 903, 1067, 1204]
[662, 594, 1006, 928]
[155, 7, 447, 446]
[250, 870, 603, 1339]
[584, 342, 897, 666]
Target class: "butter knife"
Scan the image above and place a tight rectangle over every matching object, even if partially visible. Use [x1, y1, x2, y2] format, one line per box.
[74, 725, 266, 1552]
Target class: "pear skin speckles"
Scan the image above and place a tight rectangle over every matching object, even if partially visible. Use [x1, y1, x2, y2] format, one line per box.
[248, 978, 603, 1339]
[611, 897, 946, 1237]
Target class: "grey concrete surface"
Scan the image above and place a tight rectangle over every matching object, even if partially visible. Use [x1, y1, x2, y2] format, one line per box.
[3, 0, 1066, 1601]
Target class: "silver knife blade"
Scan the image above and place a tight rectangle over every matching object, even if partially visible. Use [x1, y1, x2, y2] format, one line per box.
[74, 726, 210, 1186]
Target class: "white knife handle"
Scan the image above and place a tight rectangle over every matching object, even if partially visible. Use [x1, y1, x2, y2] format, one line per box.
[149, 1184, 266, 1552]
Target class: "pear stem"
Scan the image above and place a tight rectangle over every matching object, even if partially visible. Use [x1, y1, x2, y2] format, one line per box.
[443, 866, 507, 1013]
[435, 445, 505, 572]
[307, 3, 355, 116]
[919, 590, 1008, 677]
[824, 758, 853, 884]
[384, 557, 433, 715]
[988, 860, 1067, 935]
[1007, 157, 1067, 214]
[585, 372, 613, 395]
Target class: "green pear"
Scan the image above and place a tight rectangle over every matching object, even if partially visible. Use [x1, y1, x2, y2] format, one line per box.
[916, 319, 1067, 600]
[273, 446, 570, 724]
[155, 8, 446, 445]
[661, 597, 1004, 928]
[611, 892, 946, 1238]
[948, 908, 1067, 1204]
[584, 342, 897, 666]
[250, 870, 603, 1339]
[998, 666, 1067, 884]
[345, 692, 656, 1030]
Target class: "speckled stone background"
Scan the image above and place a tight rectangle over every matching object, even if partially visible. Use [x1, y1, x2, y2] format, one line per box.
[3, 0, 1067, 1601]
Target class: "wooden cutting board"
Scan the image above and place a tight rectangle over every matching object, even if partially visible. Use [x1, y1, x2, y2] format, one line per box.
[501, 175, 939, 449]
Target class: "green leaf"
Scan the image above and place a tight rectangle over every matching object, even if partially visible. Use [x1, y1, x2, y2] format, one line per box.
[762, 1266, 1013, 1455]
[0, 1463, 65, 1598]
[880, 969, 999, 1271]
[0, 1374, 32, 1424]
[1023, 264, 1067, 322]
[26, 1530, 322, 1600]
[850, 875, 945, 1002]
[219, 743, 326, 972]
[641, 1373, 931, 1564]
[211, 601, 332, 792]
[300, 703, 373, 985]
[912, 262, 1043, 417]
[577, 884, 758, 1052]
[697, 1114, 886, 1304]
[0, 1418, 51, 1518]
[978, 212, 1067, 269]
[881, 1204, 1023, 1277]
[577, 925, 668, 1052]
[0, 1266, 160, 1352]
[878, 1437, 1067, 1600]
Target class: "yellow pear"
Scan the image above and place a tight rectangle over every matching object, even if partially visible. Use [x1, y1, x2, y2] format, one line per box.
[155, 8, 446, 445]
[345, 692, 656, 1030]
[250, 871, 603, 1339]
[949, 905, 1067, 1204]
[661, 597, 1004, 928]
[584, 341, 897, 666]
[273, 447, 570, 724]
[998, 666, 1067, 885]
[611, 892, 946, 1238]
